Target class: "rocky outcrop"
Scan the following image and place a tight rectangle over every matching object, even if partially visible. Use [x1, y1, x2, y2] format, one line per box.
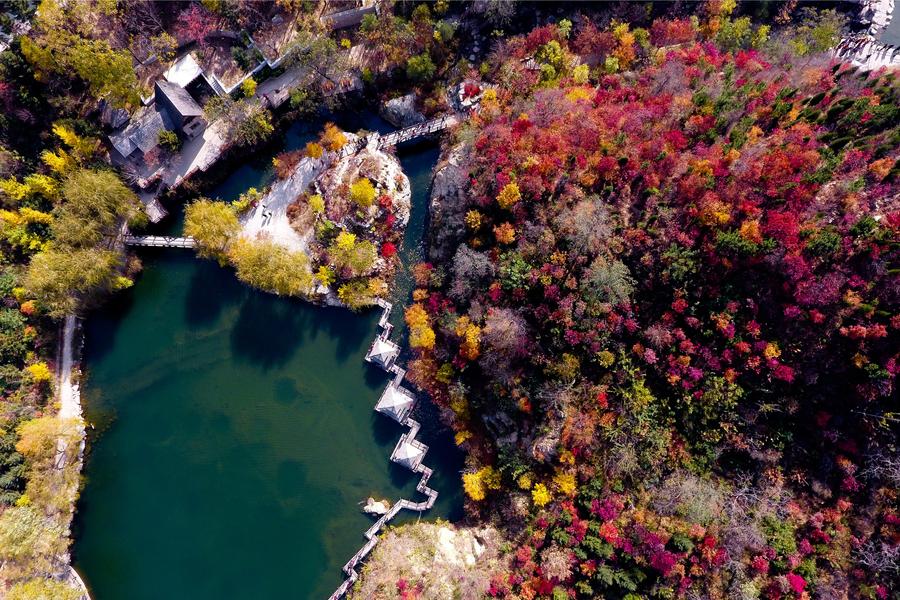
[835, 0, 900, 70]
[380, 93, 426, 128]
[315, 135, 412, 226]
[427, 143, 470, 263]
[349, 523, 508, 600]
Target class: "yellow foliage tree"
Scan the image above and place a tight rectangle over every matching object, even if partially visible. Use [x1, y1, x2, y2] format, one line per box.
[349, 177, 376, 207]
[308, 194, 325, 213]
[305, 142, 324, 159]
[463, 471, 486, 501]
[40, 148, 75, 174]
[321, 122, 348, 152]
[465, 210, 483, 230]
[493, 222, 516, 245]
[462, 466, 501, 501]
[335, 230, 357, 251]
[553, 470, 577, 496]
[25, 363, 52, 383]
[496, 182, 521, 209]
[315, 265, 335, 287]
[532, 483, 552, 507]
[241, 77, 257, 98]
[460, 323, 481, 360]
[52, 123, 99, 158]
[405, 303, 435, 350]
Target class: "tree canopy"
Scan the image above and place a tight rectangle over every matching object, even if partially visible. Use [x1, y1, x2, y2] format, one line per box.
[184, 199, 241, 264]
[228, 238, 313, 297]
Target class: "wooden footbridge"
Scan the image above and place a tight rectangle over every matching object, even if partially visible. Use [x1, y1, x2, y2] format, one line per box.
[328, 298, 440, 600]
[123, 235, 196, 249]
[334, 113, 462, 160]
[376, 114, 460, 148]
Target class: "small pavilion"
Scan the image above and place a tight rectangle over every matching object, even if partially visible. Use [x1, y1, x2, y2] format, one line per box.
[365, 334, 400, 370]
[375, 383, 416, 423]
[390, 434, 427, 471]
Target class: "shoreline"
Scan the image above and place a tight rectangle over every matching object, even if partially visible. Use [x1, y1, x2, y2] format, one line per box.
[56, 314, 91, 600]
[835, 0, 900, 69]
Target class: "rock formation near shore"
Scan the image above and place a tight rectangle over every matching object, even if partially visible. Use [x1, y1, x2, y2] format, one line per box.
[427, 143, 470, 264]
[349, 523, 508, 600]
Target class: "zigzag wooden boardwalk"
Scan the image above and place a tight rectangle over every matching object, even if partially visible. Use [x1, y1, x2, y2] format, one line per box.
[328, 298, 439, 600]
[124, 235, 197, 248]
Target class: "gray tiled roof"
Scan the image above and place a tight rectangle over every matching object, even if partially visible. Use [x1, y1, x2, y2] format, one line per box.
[155, 81, 203, 118]
[108, 106, 173, 157]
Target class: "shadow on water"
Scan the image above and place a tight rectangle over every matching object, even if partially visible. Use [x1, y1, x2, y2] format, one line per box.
[230, 293, 310, 369]
[184, 259, 245, 327]
[370, 410, 402, 446]
[363, 360, 391, 390]
[319, 305, 376, 365]
[81, 289, 134, 365]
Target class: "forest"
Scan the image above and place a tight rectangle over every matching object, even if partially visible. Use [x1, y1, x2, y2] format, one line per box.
[0, 0, 897, 598]
[401, 5, 899, 600]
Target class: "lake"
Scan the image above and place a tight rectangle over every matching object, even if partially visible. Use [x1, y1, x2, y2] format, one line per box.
[72, 109, 463, 600]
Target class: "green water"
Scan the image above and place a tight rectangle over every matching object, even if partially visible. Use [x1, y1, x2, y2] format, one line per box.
[73, 113, 462, 599]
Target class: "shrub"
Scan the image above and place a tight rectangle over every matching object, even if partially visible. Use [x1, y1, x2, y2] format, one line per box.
[240, 77, 257, 98]
[349, 178, 376, 207]
[157, 129, 181, 151]
[406, 53, 436, 82]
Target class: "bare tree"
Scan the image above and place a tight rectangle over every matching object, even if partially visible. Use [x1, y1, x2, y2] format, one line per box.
[449, 245, 495, 301]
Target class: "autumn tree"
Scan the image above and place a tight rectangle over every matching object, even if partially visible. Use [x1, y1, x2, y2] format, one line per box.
[582, 257, 634, 306]
[7, 579, 83, 600]
[20, 0, 139, 107]
[328, 231, 376, 277]
[320, 123, 348, 152]
[349, 177, 376, 208]
[175, 4, 217, 48]
[228, 238, 313, 297]
[184, 199, 241, 264]
[405, 303, 435, 350]
[0, 505, 67, 579]
[283, 32, 349, 86]
[24, 247, 122, 317]
[406, 53, 436, 82]
[234, 105, 274, 147]
[449, 245, 494, 301]
[52, 169, 144, 249]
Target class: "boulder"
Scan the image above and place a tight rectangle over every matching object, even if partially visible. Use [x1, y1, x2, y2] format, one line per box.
[362, 497, 390, 515]
[380, 93, 426, 128]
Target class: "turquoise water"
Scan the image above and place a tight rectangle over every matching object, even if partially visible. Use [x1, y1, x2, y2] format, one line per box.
[73, 113, 462, 600]
[876, 0, 900, 45]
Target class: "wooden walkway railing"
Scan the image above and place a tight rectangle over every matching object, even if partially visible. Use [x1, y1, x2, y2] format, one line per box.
[328, 298, 440, 600]
[377, 114, 460, 148]
[124, 235, 197, 249]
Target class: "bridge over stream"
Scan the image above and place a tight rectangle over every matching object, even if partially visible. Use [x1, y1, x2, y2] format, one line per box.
[124, 235, 197, 249]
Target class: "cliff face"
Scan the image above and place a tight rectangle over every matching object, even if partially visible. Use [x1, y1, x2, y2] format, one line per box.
[349, 523, 508, 600]
[427, 142, 470, 264]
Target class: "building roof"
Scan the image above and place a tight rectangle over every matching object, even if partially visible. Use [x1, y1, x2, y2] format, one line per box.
[108, 106, 172, 157]
[375, 384, 416, 422]
[366, 336, 399, 368]
[155, 81, 204, 119]
[392, 438, 425, 469]
[164, 53, 204, 87]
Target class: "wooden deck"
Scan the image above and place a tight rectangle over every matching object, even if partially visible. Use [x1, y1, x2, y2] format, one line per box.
[328, 299, 439, 600]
